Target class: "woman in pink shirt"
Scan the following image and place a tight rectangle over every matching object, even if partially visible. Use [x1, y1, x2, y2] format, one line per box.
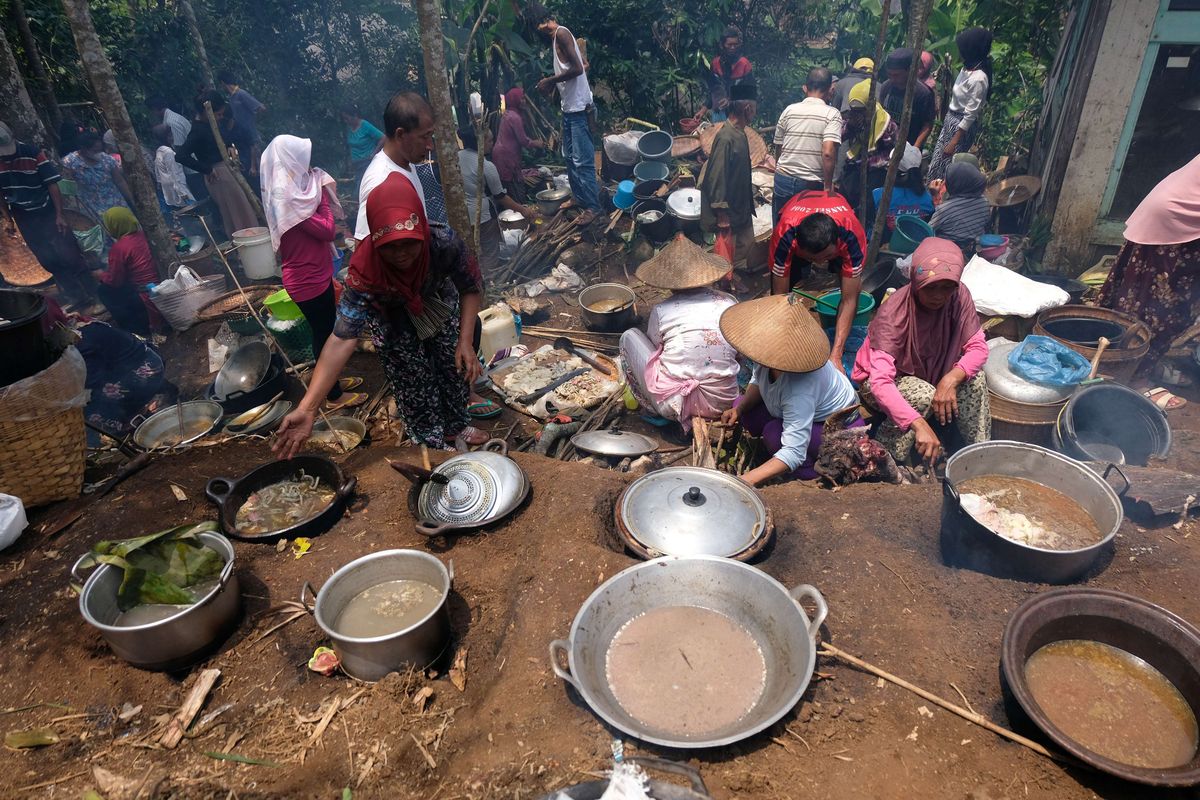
[491, 88, 543, 201]
[261, 135, 366, 409]
[852, 237, 990, 464]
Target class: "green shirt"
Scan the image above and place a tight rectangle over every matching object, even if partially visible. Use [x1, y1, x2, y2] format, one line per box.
[347, 120, 384, 161]
[700, 122, 754, 232]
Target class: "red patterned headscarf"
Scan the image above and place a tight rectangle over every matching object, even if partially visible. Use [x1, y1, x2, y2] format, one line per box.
[346, 173, 431, 314]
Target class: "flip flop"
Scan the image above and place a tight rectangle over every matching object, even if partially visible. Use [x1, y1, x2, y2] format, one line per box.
[1144, 387, 1187, 411]
[448, 426, 490, 447]
[467, 399, 503, 419]
[323, 392, 369, 412]
[339, 377, 364, 391]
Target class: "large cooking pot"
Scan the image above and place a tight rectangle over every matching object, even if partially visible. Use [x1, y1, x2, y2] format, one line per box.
[633, 198, 676, 243]
[0, 289, 50, 388]
[72, 530, 240, 671]
[616, 466, 773, 561]
[1001, 588, 1200, 786]
[302, 549, 453, 682]
[537, 187, 572, 218]
[550, 555, 827, 748]
[205, 354, 293, 415]
[1054, 382, 1171, 466]
[390, 440, 529, 537]
[206, 455, 356, 543]
[579, 283, 637, 333]
[941, 441, 1125, 583]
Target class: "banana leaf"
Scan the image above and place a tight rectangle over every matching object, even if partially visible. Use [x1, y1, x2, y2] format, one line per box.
[77, 522, 225, 612]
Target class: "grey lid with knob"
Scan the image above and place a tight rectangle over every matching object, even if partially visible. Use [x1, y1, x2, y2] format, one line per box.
[618, 466, 768, 558]
[571, 427, 658, 457]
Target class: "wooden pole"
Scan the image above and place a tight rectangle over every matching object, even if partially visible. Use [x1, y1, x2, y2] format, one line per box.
[857, 0, 892, 224]
[819, 643, 1087, 769]
[865, 0, 934, 268]
[201, 100, 266, 225]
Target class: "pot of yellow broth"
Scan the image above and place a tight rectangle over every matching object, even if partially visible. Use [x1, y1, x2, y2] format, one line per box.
[302, 550, 453, 682]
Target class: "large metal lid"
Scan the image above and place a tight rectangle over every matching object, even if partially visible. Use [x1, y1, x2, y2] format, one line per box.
[571, 427, 658, 457]
[418, 460, 498, 524]
[984, 340, 1074, 404]
[666, 188, 702, 220]
[618, 467, 769, 558]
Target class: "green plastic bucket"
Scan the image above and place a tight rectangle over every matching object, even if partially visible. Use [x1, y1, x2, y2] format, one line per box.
[815, 290, 876, 328]
[263, 289, 303, 320]
[889, 214, 935, 255]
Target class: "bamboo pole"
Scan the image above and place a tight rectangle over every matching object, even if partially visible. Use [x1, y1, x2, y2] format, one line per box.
[818, 643, 1086, 769]
[857, 0, 892, 224]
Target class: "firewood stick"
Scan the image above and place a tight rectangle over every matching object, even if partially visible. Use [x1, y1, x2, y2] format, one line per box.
[817, 643, 1086, 769]
[160, 668, 221, 749]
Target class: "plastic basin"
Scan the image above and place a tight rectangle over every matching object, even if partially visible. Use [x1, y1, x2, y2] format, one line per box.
[636, 130, 673, 164]
[815, 290, 875, 327]
[263, 289, 303, 320]
[889, 215, 935, 255]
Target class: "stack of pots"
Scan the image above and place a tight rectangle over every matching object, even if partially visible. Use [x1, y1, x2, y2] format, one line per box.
[1034, 305, 1150, 385]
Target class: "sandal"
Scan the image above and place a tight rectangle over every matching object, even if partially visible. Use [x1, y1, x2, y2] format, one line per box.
[339, 377, 364, 391]
[324, 391, 369, 411]
[467, 398, 503, 419]
[1144, 387, 1187, 411]
[450, 426, 490, 447]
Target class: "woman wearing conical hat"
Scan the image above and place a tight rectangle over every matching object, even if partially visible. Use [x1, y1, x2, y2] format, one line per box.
[719, 293, 862, 485]
[619, 235, 741, 431]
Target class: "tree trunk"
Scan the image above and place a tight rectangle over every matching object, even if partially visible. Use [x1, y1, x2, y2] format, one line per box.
[865, 0, 935, 268]
[177, 0, 214, 89]
[0, 29, 48, 147]
[10, 0, 62, 136]
[61, 0, 177, 278]
[414, 0, 472, 239]
[351, 12, 375, 90]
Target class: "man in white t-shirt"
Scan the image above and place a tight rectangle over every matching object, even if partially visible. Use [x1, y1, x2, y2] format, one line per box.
[772, 67, 841, 223]
[354, 92, 434, 241]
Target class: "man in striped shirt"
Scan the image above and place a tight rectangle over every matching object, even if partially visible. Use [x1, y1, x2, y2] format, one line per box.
[770, 191, 866, 374]
[0, 123, 94, 305]
[772, 67, 841, 224]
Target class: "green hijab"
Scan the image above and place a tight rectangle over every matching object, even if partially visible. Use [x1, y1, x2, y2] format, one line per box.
[101, 206, 139, 239]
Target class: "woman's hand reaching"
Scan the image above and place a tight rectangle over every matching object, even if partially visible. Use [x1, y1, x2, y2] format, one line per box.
[911, 418, 942, 463]
[455, 339, 482, 385]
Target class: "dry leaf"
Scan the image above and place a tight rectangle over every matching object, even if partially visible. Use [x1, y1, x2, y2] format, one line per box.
[449, 647, 468, 692]
[169, 484, 187, 502]
[118, 702, 142, 722]
[412, 686, 434, 712]
[93, 764, 166, 800]
[291, 537, 312, 559]
[5, 727, 58, 749]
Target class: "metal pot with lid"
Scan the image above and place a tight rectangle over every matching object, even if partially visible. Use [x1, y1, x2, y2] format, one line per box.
[571, 426, 657, 458]
[984, 340, 1074, 404]
[391, 440, 530, 537]
[536, 187, 572, 218]
[616, 466, 773, 560]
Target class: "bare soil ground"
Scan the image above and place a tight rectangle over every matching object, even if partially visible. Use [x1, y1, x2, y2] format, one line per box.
[3, 251, 1200, 798]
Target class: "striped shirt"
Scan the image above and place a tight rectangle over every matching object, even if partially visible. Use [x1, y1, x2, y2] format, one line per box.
[771, 191, 866, 282]
[774, 98, 842, 182]
[0, 143, 60, 212]
[930, 195, 991, 247]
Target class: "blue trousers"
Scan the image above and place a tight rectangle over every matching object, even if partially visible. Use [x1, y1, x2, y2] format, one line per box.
[562, 110, 600, 213]
[772, 172, 824, 225]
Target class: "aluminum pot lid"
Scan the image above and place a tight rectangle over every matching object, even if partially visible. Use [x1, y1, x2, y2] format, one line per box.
[571, 427, 658, 457]
[984, 340, 1074, 404]
[619, 467, 768, 558]
[416, 449, 528, 527]
[666, 188, 702, 220]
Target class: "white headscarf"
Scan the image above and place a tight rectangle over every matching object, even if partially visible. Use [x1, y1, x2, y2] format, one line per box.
[259, 134, 342, 250]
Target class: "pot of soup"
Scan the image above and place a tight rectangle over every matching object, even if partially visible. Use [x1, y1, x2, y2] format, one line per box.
[579, 283, 637, 332]
[206, 455, 356, 543]
[302, 549, 453, 682]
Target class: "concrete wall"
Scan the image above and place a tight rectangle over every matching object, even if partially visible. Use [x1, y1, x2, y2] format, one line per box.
[1044, 0, 1158, 271]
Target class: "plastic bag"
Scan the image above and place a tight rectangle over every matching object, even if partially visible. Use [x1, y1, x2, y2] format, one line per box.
[1007, 335, 1092, 387]
[72, 224, 105, 256]
[0, 494, 28, 551]
[714, 228, 735, 268]
[0, 346, 88, 420]
[603, 131, 644, 166]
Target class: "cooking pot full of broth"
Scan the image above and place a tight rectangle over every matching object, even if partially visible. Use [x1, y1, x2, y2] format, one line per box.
[302, 549, 453, 682]
[206, 455, 356, 543]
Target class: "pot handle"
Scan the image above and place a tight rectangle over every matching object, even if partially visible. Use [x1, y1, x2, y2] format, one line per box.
[300, 581, 317, 614]
[481, 438, 509, 456]
[789, 584, 829, 641]
[1102, 463, 1131, 498]
[216, 554, 236, 589]
[205, 477, 233, 506]
[548, 638, 580, 690]
[336, 475, 358, 499]
[129, 413, 147, 429]
[70, 551, 95, 586]
[625, 757, 710, 797]
[447, 559, 455, 588]
[414, 520, 452, 537]
[942, 477, 960, 504]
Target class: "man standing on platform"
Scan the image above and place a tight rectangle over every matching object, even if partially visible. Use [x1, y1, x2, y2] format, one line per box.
[528, 2, 601, 225]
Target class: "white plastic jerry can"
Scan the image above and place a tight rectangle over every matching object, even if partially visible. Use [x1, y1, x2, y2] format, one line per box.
[477, 303, 519, 362]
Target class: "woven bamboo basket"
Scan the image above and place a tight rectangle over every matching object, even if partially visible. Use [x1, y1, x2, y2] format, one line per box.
[1033, 306, 1150, 385]
[0, 349, 87, 508]
[988, 391, 1066, 447]
[197, 285, 281, 322]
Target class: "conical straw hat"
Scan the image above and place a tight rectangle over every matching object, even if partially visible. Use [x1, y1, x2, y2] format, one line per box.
[636, 234, 729, 290]
[719, 293, 831, 373]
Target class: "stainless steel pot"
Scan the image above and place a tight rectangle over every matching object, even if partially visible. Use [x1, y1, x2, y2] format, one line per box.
[984, 341, 1074, 404]
[550, 555, 827, 748]
[302, 549, 453, 682]
[537, 187, 572, 218]
[941, 441, 1127, 583]
[132, 400, 224, 450]
[538, 757, 711, 799]
[578, 283, 637, 333]
[391, 440, 530, 537]
[72, 531, 240, 671]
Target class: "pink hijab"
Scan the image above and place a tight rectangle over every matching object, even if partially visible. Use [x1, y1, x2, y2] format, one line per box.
[1123, 154, 1200, 245]
[867, 237, 980, 384]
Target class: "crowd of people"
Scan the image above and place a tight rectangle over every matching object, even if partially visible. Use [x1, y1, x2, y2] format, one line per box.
[1, 6, 1196, 483]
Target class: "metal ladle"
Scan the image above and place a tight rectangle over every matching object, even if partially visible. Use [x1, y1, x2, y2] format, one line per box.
[553, 336, 613, 375]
